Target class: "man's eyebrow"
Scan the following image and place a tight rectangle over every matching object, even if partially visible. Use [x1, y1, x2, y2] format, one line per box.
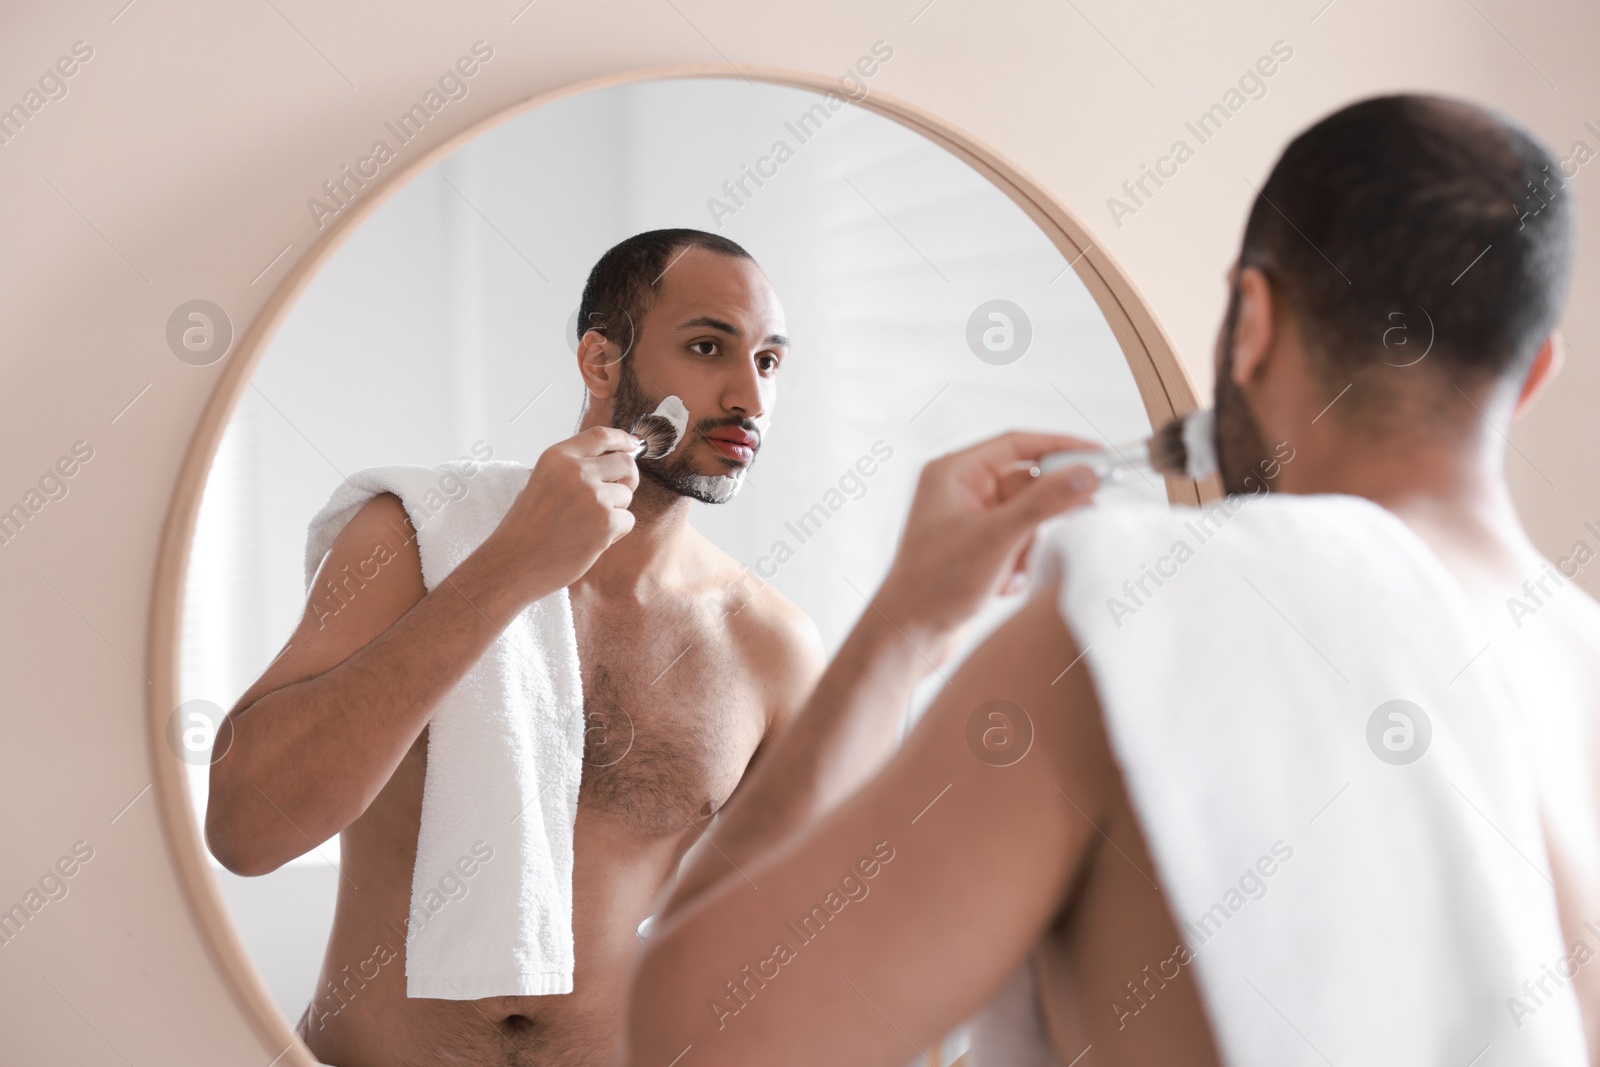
[678, 316, 789, 347]
[678, 315, 737, 335]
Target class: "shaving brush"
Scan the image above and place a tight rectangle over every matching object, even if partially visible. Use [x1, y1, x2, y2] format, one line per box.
[628, 395, 691, 460]
[1027, 409, 1218, 482]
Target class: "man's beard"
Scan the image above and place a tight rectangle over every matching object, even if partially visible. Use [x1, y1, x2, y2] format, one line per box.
[609, 360, 753, 505]
[1212, 276, 1277, 496]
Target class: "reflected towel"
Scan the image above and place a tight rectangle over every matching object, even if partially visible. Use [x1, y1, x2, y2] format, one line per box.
[1028, 492, 1585, 1065]
[303, 459, 583, 999]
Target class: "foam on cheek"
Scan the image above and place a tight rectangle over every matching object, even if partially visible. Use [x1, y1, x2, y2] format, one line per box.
[655, 395, 691, 455]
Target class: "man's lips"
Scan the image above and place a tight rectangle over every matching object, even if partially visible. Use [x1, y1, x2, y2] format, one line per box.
[705, 428, 760, 464]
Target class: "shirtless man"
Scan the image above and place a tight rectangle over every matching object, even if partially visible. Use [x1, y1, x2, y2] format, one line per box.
[627, 96, 1600, 1064]
[204, 229, 834, 1067]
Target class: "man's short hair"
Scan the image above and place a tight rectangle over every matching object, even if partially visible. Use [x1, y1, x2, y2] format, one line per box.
[1240, 94, 1576, 385]
[576, 229, 755, 355]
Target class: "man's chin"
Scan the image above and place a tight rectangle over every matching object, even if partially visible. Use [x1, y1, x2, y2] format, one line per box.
[685, 474, 744, 505]
[640, 463, 746, 505]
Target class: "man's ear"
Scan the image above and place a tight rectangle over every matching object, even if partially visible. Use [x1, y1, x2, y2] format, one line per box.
[577, 329, 625, 399]
[1512, 333, 1563, 420]
[1229, 265, 1277, 387]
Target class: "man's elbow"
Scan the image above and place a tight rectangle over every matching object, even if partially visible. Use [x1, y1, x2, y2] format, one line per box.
[204, 796, 286, 877]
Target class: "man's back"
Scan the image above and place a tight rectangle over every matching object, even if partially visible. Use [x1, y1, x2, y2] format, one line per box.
[998, 494, 1600, 1066]
[1409, 507, 1600, 1054]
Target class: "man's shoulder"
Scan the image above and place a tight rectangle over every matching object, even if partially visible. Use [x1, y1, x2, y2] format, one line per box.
[324, 458, 531, 526]
[692, 535, 826, 685]
[1530, 560, 1600, 653]
[730, 576, 824, 662]
[1035, 492, 1411, 575]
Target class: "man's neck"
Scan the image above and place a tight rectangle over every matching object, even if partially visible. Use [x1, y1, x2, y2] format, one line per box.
[1272, 407, 1534, 572]
[577, 479, 697, 599]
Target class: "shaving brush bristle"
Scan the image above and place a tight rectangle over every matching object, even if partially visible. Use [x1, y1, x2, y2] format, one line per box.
[1147, 418, 1188, 476]
[629, 395, 691, 461]
[629, 413, 682, 460]
[1148, 408, 1218, 480]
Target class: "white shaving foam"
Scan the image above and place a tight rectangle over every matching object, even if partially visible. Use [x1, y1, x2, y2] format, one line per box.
[653, 395, 691, 455]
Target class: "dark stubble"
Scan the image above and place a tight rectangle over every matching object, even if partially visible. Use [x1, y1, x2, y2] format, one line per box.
[1212, 273, 1278, 496]
[609, 357, 752, 505]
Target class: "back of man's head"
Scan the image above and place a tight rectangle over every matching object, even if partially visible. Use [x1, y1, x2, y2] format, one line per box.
[1241, 94, 1576, 397]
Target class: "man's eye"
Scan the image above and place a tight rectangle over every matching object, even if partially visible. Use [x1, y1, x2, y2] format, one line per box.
[757, 353, 780, 373]
[689, 341, 718, 356]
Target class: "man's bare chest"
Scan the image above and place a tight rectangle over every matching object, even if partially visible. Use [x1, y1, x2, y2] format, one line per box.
[570, 596, 766, 838]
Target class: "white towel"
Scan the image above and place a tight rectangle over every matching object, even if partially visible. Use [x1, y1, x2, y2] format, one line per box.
[1028, 491, 1587, 1065]
[303, 459, 585, 1000]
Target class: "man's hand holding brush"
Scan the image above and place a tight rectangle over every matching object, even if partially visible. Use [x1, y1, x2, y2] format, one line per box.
[873, 431, 1102, 669]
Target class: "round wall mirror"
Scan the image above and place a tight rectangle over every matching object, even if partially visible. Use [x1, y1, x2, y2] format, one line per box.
[168, 72, 1193, 1065]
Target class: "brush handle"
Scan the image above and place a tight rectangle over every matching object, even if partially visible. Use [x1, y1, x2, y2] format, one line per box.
[1018, 441, 1151, 481]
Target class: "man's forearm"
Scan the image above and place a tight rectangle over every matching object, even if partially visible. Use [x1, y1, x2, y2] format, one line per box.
[660, 602, 931, 918]
[208, 546, 538, 873]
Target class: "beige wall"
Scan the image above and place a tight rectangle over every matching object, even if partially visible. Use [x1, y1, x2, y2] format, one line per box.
[1, 1, 1596, 1061]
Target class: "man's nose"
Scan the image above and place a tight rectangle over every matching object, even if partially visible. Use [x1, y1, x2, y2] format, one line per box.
[721, 353, 767, 420]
